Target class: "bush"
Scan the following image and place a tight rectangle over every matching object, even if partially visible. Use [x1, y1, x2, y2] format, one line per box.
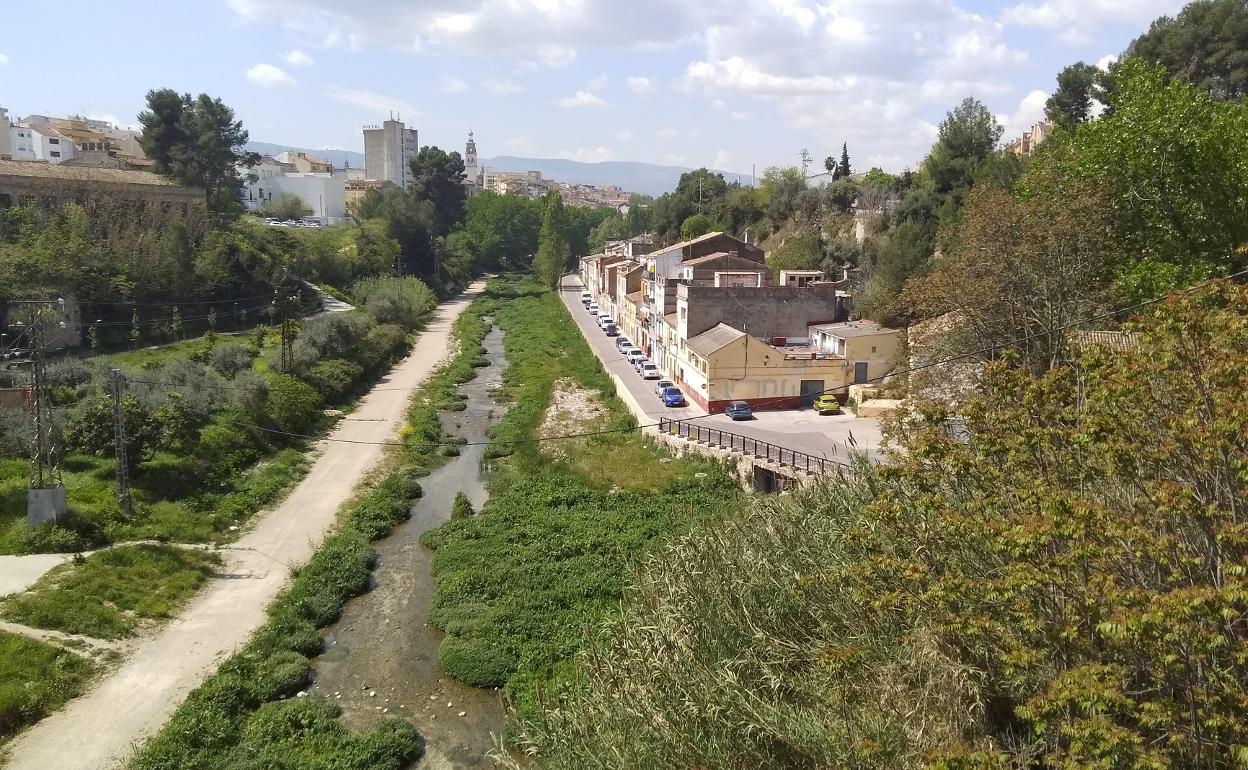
[302, 359, 363, 404]
[263, 375, 321, 435]
[197, 415, 262, 474]
[437, 636, 515, 688]
[351, 276, 437, 332]
[362, 323, 407, 371]
[0, 631, 91, 741]
[229, 371, 269, 418]
[208, 343, 257, 379]
[46, 359, 93, 389]
[451, 492, 474, 520]
[290, 312, 371, 373]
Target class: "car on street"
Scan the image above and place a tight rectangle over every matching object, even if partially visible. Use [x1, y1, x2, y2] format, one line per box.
[588, 303, 599, 315]
[580, 291, 592, 306]
[654, 379, 674, 397]
[812, 394, 843, 415]
[597, 312, 613, 328]
[604, 322, 618, 336]
[724, 400, 754, 420]
[624, 348, 644, 367]
[615, 337, 631, 352]
[662, 386, 686, 407]
[632, 355, 649, 372]
[640, 362, 661, 379]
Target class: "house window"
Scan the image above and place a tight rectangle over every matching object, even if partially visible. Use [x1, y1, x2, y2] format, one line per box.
[871, 345, 877, 353]
[48, 138, 59, 145]
[50, 151, 60, 157]
[679, 307, 687, 320]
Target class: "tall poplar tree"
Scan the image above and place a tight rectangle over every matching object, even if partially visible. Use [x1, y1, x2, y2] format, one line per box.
[534, 192, 570, 289]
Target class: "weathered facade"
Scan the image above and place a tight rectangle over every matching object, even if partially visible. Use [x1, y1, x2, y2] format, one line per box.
[0, 159, 203, 209]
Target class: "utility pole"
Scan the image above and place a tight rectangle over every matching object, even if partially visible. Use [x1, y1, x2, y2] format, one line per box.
[799, 148, 812, 176]
[110, 368, 133, 517]
[275, 288, 297, 372]
[10, 298, 68, 525]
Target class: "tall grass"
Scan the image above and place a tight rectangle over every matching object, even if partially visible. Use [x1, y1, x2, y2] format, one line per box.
[0, 631, 92, 743]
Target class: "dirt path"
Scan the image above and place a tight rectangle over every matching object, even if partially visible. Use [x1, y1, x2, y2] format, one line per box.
[310, 325, 508, 769]
[1, 281, 486, 770]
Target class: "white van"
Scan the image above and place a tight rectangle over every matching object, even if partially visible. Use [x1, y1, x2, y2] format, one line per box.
[624, 348, 644, 367]
[580, 291, 592, 306]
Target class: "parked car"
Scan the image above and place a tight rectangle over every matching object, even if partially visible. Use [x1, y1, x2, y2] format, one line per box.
[588, 303, 599, 315]
[812, 394, 842, 415]
[615, 337, 631, 352]
[654, 379, 674, 397]
[662, 386, 686, 407]
[604, 323, 618, 336]
[597, 313, 613, 328]
[640, 362, 661, 380]
[580, 291, 592, 306]
[632, 355, 649, 372]
[724, 400, 754, 420]
[625, 348, 644, 367]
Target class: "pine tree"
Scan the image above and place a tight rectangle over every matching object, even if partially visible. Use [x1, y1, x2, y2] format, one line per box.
[838, 142, 851, 179]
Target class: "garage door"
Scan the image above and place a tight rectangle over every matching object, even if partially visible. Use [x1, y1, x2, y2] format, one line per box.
[799, 379, 824, 408]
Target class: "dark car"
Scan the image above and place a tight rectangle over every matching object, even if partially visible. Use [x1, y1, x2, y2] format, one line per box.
[604, 323, 618, 336]
[662, 386, 686, 407]
[723, 400, 753, 420]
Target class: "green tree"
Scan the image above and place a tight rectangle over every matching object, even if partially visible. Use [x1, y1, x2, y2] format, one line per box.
[408, 146, 467, 236]
[588, 213, 629, 253]
[138, 89, 258, 213]
[258, 193, 309, 220]
[1046, 59, 1248, 300]
[1045, 62, 1103, 127]
[926, 97, 1003, 195]
[453, 191, 541, 270]
[1125, 0, 1248, 101]
[837, 142, 851, 178]
[760, 167, 807, 225]
[766, 230, 823, 279]
[861, 167, 897, 188]
[679, 213, 713, 241]
[534, 193, 570, 289]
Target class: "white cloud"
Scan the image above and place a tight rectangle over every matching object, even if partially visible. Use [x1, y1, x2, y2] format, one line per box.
[325, 85, 418, 118]
[656, 128, 679, 139]
[664, 153, 687, 165]
[997, 89, 1049, 138]
[1097, 53, 1118, 72]
[439, 75, 468, 93]
[246, 63, 297, 88]
[503, 136, 537, 155]
[615, 129, 633, 141]
[712, 149, 731, 169]
[711, 98, 749, 120]
[537, 45, 577, 67]
[285, 49, 315, 66]
[1001, 0, 1185, 45]
[0, 53, 8, 66]
[558, 146, 617, 163]
[557, 90, 606, 108]
[484, 77, 525, 95]
[587, 73, 609, 91]
[83, 113, 140, 131]
[627, 76, 653, 95]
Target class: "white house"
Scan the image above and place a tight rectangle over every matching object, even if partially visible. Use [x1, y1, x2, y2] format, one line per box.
[240, 156, 348, 223]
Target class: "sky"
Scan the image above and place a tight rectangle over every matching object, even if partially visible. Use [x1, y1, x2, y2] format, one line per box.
[0, 0, 1188, 177]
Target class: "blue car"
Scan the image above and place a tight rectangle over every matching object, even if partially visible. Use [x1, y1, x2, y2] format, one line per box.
[604, 323, 618, 336]
[662, 386, 686, 407]
[723, 400, 753, 420]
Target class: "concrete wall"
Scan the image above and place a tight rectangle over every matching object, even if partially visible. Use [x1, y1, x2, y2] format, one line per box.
[677, 284, 851, 341]
[675, 334, 852, 413]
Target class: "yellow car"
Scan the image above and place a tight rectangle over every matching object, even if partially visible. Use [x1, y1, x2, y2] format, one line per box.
[812, 395, 842, 415]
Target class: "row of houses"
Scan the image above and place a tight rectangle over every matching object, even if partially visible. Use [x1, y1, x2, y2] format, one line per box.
[580, 232, 903, 414]
[0, 107, 151, 170]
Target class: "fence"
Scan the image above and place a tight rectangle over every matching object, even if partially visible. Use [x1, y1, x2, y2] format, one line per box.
[657, 417, 849, 476]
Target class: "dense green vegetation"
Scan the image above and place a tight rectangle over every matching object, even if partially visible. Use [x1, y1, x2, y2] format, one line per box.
[128, 293, 494, 770]
[508, 279, 1248, 769]
[0, 631, 91, 743]
[421, 276, 739, 723]
[2, 544, 220, 639]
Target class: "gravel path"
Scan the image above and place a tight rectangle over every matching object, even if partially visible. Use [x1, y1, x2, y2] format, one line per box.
[2, 281, 486, 770]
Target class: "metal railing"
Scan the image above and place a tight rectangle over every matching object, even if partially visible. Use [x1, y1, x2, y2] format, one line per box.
[657, 417, 849, 476]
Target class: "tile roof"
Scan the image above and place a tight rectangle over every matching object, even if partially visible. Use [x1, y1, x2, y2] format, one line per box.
[0, 158, 180, 187]
[686, 323, 746, 357]
[682, 251, 769, 270]
[652, 231, 726, 255]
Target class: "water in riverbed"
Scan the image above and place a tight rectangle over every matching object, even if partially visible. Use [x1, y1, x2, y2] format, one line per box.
[311, 325, 508, 769]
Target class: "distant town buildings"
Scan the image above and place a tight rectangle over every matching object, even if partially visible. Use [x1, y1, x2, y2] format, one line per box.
[240, 151, 351, 223]
[363, 116, 418, 188]
[0, 105, 151, 170]
[1006, 118, 1056, 157]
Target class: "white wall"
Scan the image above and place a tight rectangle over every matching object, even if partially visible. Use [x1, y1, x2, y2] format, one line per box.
[242, 169, 347, 223]
[28, 127, 73, 164]
[8, 126, 35, 160]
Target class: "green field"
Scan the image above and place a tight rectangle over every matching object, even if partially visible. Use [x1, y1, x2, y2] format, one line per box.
[0, 631, 91, 744]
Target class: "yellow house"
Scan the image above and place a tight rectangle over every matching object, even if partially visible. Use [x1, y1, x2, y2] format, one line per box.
[675, 321, 902, 413]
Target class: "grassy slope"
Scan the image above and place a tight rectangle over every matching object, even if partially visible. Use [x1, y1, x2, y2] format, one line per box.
[0, 631, 91, 745]
[421, 276, 740, 721]
[2, 544, 221, 640]
[127, 299, 492, 770]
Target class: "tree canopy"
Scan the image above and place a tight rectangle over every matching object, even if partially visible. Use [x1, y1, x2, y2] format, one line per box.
[138, 89, 258, 213]
[1045, 61, 1104, 126]
[408, 146, 467, 237]
[533, 192, 570, 289]
[1124, 0, 1248, 101]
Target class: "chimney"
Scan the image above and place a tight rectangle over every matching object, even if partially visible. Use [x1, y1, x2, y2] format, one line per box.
[842, 264, 851, 282]
[743, 227, 752, 245]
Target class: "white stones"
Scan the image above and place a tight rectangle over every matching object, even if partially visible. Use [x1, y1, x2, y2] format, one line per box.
[296, 691, 307, 698]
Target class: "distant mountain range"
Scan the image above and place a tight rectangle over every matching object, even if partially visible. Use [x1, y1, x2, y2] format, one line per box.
[245, 142, 746, 197]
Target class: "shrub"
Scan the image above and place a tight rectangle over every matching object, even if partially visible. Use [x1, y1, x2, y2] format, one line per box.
[0, 631, 91, 741]
[351, 276, 436, 331]
[302, 359, 363, 404]
[46, 359, 93, 389]
[451, 492, 474, 520]
[197, 415, 262, 474]
[263, 375, 320, 435]
[437, 636, 515, 688]
[362, 323, 407, 371]
[290, 312, 371, 373]
[208, 343, 257, 379]
[229, 371, 269, 418]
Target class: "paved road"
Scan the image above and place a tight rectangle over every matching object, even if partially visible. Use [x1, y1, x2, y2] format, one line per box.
[560, 275, 883, 463]
[3, 281, 488, 770]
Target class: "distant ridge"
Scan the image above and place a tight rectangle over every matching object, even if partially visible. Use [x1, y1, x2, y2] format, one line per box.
[245, 142, 748, 197]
